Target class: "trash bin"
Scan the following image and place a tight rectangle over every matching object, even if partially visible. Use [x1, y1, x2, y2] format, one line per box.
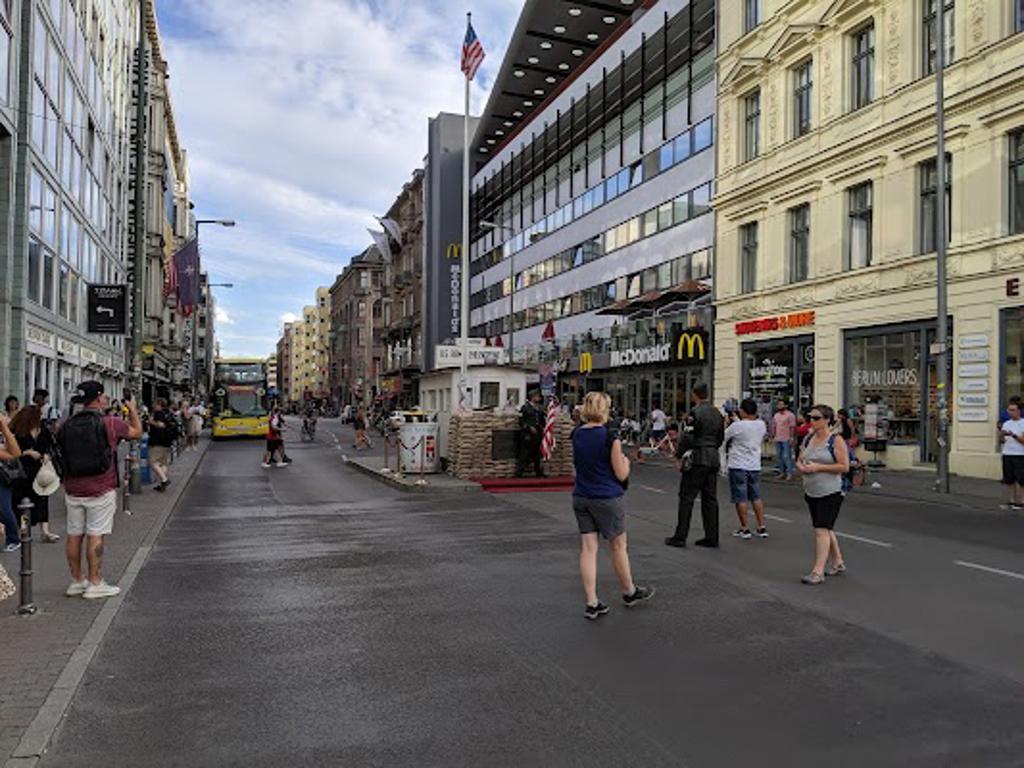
[399, 422, 440, 474]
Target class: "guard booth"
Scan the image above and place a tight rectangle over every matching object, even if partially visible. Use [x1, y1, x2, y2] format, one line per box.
[417, 365, 533, 463]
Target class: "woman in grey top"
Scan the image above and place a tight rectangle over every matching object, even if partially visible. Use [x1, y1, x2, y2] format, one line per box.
[796, 405, 849, 585]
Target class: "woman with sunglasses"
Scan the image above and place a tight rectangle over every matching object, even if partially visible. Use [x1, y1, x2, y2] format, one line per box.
[796, 404, 848, 585]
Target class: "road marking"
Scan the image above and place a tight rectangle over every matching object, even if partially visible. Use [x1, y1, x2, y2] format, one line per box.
[638, 484, 666, 494]
[764, 513, 792, 524]
[954, 560, 1024, 582]
[836, 532, 893, 549]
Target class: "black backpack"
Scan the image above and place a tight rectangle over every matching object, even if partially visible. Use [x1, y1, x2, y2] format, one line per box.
[56, 411, 112, 478]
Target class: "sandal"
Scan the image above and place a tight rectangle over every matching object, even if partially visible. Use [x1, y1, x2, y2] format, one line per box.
[800, 572, 825, 585]
[42, 532, 61, 543]
[827, 563, 846, 576]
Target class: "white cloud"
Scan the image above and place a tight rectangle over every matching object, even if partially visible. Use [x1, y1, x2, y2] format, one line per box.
[279, 312, 299, 325]
[214, 307, 233, 325]
[158, 0, 521, 359]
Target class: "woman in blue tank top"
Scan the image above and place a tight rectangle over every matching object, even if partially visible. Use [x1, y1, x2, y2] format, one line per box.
[572, 392, 654, 620]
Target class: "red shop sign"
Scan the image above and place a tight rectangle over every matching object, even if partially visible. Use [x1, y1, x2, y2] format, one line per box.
[735, 311, 815, 336]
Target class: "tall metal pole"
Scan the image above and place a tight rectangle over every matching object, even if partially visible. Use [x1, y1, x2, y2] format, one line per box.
[508, 252, 514, 363]
[129, 0, 148, 494]
[935, 1, 950, 493]
[460, 12, 472, 403]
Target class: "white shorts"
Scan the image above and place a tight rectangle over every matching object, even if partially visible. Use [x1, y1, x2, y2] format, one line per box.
[65, 490, 117, 536]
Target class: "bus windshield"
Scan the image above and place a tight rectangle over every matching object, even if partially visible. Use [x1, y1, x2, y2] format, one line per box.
[214, 362, 268, 417]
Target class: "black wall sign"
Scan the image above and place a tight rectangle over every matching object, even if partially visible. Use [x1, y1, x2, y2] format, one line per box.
[87, 284, 128, 335]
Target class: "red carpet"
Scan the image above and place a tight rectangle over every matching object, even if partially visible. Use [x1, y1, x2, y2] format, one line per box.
[473, 476, 574, 494]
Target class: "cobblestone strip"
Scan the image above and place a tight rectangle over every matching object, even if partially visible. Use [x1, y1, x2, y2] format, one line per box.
[1, 441, 210, 768]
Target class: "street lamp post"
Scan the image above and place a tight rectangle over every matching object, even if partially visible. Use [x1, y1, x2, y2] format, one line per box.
[193, 219, 236, 397]
[934, 5, 950, 493]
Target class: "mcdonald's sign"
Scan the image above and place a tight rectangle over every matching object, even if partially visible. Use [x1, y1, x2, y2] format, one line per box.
[579, 352, 594, 374]
[446, 243, 462, 260]
[676, 331, 707, 362]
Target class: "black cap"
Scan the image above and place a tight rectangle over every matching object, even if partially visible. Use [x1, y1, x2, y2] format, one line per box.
[72, 381, 104, 404]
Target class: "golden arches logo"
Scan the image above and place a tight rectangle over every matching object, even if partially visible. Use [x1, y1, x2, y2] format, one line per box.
[579, 352, 594, 374]
[446, 244, 462, 260]
[677, 333, 706, 362]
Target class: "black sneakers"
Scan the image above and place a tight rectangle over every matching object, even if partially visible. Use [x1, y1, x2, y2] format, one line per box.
[622, 584, 655, 607]
[584, 602, 610, 620]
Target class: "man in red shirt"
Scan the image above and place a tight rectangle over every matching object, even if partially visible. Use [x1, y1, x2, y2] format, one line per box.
[60, 381, 142, 599]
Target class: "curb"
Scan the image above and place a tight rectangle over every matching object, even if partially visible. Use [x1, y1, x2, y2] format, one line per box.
[4, 440, 211, 768]
[345, 456, 480, 494]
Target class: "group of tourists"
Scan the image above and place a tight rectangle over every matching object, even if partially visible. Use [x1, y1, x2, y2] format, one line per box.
[0, 382, 207, 606]
[570, 381, 859, 620]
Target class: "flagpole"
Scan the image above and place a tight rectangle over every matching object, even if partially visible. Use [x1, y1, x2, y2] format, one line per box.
[460, 12, 472, 397]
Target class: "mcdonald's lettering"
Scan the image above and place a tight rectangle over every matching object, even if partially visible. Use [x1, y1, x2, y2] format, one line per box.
[579, 352, 594, 374]
[446, 243, 462, 260]
[676, 332, 706, 362]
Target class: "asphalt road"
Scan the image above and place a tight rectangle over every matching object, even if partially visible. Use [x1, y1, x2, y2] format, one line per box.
[40, 427, 1024, 767]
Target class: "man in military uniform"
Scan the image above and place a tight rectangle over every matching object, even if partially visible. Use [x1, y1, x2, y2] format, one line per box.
[666, 382, 725, 548]
[516, 390, 546, 478]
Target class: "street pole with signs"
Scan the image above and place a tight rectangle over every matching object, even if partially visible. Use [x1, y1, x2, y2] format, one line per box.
[128, 3, 148, 494]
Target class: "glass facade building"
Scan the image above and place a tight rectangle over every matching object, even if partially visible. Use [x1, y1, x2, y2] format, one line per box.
[2, 0, 140, 410]
[468, 0, 716, 375]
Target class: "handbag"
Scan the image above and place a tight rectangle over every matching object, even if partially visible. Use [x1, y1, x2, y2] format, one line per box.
[0, 564, 15, 602]
[0, 458, 26, 487]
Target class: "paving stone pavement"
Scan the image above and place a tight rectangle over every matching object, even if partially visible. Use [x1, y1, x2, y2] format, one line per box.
[0, 439, 210, 764]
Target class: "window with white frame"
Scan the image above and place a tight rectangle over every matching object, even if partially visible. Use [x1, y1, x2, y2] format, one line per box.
[847, 182, 873, 269]
[851, 23, 874, 110]
[740, 222, 758, 293]
[793, 60, 813, 138]
[743, 90, 761, 161]
[788, 204, 810, 283]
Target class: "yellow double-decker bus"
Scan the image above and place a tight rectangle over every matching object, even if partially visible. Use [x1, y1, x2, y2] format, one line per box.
[211, 357, 270, 439]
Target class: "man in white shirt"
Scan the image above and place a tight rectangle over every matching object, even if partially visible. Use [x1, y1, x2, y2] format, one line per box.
[999, 400, 1024, 511]
[649, 407, 668, 443]
[725, 398, 769, 539]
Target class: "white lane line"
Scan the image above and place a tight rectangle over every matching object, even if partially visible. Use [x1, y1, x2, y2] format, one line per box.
[764, 513, 793, 524]
[835, 532, 894, 549]
[954, 560, 1024, 582]
[638, 484, 667, 494]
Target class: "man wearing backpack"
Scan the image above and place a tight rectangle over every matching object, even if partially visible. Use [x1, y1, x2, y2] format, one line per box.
[58, 381, 141, 599]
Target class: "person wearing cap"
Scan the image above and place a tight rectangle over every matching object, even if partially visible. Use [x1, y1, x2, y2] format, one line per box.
[59, 381, 141, 600]
[10, 403, 60, 542]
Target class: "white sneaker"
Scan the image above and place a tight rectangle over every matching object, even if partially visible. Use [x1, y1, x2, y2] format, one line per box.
[274, 461, 287, 467]
[65, 579, 89, 597]
[261, 462, 272, 468]
[82, 581, 121, 599]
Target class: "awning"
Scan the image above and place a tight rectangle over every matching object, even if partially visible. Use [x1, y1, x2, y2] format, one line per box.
[597, 280, 710, 316]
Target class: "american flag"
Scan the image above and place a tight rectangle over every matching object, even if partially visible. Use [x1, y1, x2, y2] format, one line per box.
[461, 19, 485, 81]
[541, 397, 558, 461]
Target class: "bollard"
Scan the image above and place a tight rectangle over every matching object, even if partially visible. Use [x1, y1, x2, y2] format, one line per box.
[16, 498, 36, 616]
[122, 454, 133, 516]
[383, 431, 390, 473]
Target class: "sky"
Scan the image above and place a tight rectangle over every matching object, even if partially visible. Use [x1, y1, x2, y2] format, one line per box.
[154, 0, 521, 358]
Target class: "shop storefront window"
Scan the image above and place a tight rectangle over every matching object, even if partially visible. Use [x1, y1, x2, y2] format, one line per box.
[742, 336, 815, 413]
[845, 320, 951, 462]
[847, 330, 922, 444]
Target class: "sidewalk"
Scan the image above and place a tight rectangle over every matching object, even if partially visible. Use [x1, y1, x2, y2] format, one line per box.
[0, 439, 210, 766]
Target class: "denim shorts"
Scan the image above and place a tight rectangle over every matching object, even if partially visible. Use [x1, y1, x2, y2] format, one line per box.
[728, 469, 762, 503]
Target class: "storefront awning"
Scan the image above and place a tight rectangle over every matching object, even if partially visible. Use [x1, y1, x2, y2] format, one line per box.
[597, 281, 710, 316]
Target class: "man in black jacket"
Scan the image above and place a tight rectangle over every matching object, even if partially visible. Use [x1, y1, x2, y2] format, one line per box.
[516, 390, 546, 478]
[666, 382, 725, 548]
[147, 399, 177, 492]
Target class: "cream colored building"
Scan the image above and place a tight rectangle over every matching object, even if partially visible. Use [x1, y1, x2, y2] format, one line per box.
[714, 0, 1024, 478]
[299, 286, 331, 400]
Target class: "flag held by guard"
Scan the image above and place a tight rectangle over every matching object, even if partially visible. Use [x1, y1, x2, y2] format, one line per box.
[462, 16, 485, 81]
